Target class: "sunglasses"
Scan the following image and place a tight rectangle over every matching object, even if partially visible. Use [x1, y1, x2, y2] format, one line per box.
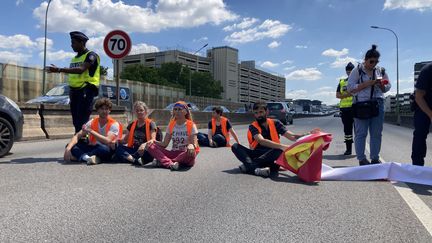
[368, 59, 379, 65]
[173, 108, 184, 111]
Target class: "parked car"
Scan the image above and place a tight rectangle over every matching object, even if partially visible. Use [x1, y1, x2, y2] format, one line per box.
[266, 102, 293, 125]
[202, 105, 230, 113]
[26, 83, 132, 110]
[0, 95, 24, 157]
[234, 107, 248, 113]
[164, 102, 200, 111]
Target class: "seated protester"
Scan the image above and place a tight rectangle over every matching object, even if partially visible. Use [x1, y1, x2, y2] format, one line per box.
[197, 106, 240, 147]
[146, 101, 199, 171]
[231, 101, 319, 178]
[64, 98, 121, 165]
[115, 101, 156, 166]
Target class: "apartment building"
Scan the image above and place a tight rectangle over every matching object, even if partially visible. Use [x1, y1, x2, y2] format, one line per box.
[119, 46, 286, 103]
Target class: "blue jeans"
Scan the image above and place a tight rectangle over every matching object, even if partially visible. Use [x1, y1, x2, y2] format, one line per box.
[197, 132, 227, 147]
[353, 99, 385, 161]
[71, 141, 113, 162]
[114, 144, 154, 164]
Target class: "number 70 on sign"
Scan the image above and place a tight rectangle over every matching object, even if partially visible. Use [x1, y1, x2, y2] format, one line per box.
[103, 30, 132, 59]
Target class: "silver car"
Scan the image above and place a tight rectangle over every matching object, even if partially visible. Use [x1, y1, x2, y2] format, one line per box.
[0, 95, 24, 157]
[266, 102, 293, 125]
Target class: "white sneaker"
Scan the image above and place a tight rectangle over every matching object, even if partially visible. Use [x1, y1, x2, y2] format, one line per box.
[86, 155, 100, 165]
[136, 157, 143, 166]
[170, 162, 179, 171]
[254, 167, 270, 177]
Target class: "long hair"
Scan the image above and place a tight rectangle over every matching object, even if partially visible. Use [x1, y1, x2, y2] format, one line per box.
[172, 101, 193, 121]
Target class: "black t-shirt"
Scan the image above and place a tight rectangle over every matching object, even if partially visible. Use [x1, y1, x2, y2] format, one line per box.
[415, 63, 432, 106]
[248, 119, 287, 150]
[75, 49, 99, 77]
[126, 121, 156, 148]
[208, 119, 232, 136]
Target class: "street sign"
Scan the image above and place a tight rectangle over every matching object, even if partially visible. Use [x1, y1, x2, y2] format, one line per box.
[103, 30, 132, 59]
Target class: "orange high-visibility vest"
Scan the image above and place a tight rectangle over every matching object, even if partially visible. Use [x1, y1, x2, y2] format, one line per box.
[89, 117, 121, 145]
[127, 118, 153, 148]
[211, 116, 230, 147]
[168, 119, 200, 152]
[247, 118, 280, 150]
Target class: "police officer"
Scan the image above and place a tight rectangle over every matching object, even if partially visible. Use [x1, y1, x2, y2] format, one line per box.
[46, 31, 100, 133]
[336, 62, 355, 155]
[411, 62, 432, 166]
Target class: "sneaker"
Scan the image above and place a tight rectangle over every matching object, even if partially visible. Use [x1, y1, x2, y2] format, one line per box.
[254, 167, 270, 177]
[238, 164, 247, 173]
[170, 162, 179, 171]
[371, 159, 382, 164]
[149, 159, 162, 167]
[86, 155, 100, 165]
[135, 157, 143, 166]
[343, 150, 352, 155]
[359, 159, 370, 166]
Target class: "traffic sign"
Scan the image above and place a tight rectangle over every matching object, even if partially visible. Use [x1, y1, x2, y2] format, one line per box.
[103, 30, 132, 59]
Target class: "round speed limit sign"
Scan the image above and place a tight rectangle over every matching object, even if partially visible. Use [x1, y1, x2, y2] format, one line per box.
[103, 30, 132, 59]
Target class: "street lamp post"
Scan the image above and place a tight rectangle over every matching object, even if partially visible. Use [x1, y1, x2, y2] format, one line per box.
[189, 43, 208, 97]
[371, 26, 400, 125]
[42, 0, 52, 95]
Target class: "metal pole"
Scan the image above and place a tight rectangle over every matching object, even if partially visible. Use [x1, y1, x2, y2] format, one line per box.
[42, 0, 52, 95]
[116, 59, 120, 106]
[189, 43, 208, 97]
[370, 26, 400, 125]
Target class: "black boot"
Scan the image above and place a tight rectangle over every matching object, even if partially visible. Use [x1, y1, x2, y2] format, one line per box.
[343, 142, 352, 155]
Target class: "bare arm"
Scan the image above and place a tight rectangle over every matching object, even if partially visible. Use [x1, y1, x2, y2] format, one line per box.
[336, 91, 352, 99]
[155, 132, 171, 148]
[254, 134, 287, 151]
[229, 128, 240, 144]
[46, 62, 91, 74]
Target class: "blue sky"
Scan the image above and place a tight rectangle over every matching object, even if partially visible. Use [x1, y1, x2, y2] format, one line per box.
[1, 0, 432, 105]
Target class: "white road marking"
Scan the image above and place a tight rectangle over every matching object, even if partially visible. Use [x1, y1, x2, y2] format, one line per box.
[365, 142, 432, 236]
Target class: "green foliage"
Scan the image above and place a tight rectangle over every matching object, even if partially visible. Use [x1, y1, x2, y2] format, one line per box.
[100, 65, 108, 76]
[120, 62, 223, 98]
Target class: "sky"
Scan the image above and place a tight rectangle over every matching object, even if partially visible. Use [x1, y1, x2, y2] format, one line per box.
[1, 0, 432, 105]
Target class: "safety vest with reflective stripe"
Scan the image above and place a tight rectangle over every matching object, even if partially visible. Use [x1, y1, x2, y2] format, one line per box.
[211, 116, 230, 147]
[89, 117, 122, 145]
[339, 78, 352, 108]
[127, 118, 153, 148]
[247, 119, 280, 150]
[168, 119, 200, 152]
[69, 51, 100, 88]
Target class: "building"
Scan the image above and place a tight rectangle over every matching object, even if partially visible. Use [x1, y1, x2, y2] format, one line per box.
[385, 93, 411, 113]
[119, 46, 285, 103]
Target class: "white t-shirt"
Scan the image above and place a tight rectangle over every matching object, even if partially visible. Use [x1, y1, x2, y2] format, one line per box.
[166, 122, 198, 151]
[85, 118, 120, 145]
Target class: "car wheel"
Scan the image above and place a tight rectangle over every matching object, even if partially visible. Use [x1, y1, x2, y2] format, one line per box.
[0, 117, 14, 158]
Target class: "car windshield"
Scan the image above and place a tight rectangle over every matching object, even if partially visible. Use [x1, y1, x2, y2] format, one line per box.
[267, 103, 283, 110]
[45, 85, 69, 96]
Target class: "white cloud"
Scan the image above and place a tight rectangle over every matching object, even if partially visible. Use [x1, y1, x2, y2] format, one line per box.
[224, 19, 291, 44]
[40, 50, 75, 62]
[16, 0, 24, 6]
[223, 17, 259, 31]
[330, 56, 358, 68]
[261, 61, 279, 68]
[285, 68, 322, 81]
[0, 51, 31, 63]
[35, 37, 53, 50]
[0, 34, 35, 49]
[131, 43, 160, 55]
[282, 60, 293, 65]
[295, 45, 307, 49]
[33, 0, 238, 35]
[384, 0, 432, 11]
[322, 48, 349, 57]
[268, 41, 281, 49]
[283, 66, 296, 71]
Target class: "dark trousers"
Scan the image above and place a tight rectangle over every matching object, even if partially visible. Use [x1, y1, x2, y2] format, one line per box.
[231, 143, 281, 173]
[71, 141, 113, 162]
[411, 109, 431, 166]
[197, 132, 227, 147]
[340, 107, 354, 144]
[69, 85, 97, 133]
[115, 144, 154, 164]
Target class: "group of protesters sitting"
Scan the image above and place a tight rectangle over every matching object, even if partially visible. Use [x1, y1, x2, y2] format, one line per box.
[64, 98, 317, 177]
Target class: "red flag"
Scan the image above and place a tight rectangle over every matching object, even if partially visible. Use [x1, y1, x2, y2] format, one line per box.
[275, 132, 332, 182]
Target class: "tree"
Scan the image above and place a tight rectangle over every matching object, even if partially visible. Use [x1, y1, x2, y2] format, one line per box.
[100, 65, 109, 76]
[191, 72, 223, 99]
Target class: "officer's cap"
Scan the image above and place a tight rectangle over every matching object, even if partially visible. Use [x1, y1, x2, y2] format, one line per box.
[345, 62, 355, 71]
[69, 31, 89, 42]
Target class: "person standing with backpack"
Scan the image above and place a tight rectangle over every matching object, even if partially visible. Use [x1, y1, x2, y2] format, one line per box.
[411, 62, 432, 166]
[336, 62, 355, 155]
[347, 45, 391, 166]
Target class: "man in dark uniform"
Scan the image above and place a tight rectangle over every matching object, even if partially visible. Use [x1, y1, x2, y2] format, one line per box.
[336, 62, 355, 155]
[411, 62, 432, 166]
[46, 31, 100, 133]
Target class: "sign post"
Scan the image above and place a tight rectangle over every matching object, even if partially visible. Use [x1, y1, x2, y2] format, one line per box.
[103, 30, 132, 106]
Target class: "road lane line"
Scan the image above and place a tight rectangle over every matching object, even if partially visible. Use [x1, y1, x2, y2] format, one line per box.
[365, 142, 432, 236]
